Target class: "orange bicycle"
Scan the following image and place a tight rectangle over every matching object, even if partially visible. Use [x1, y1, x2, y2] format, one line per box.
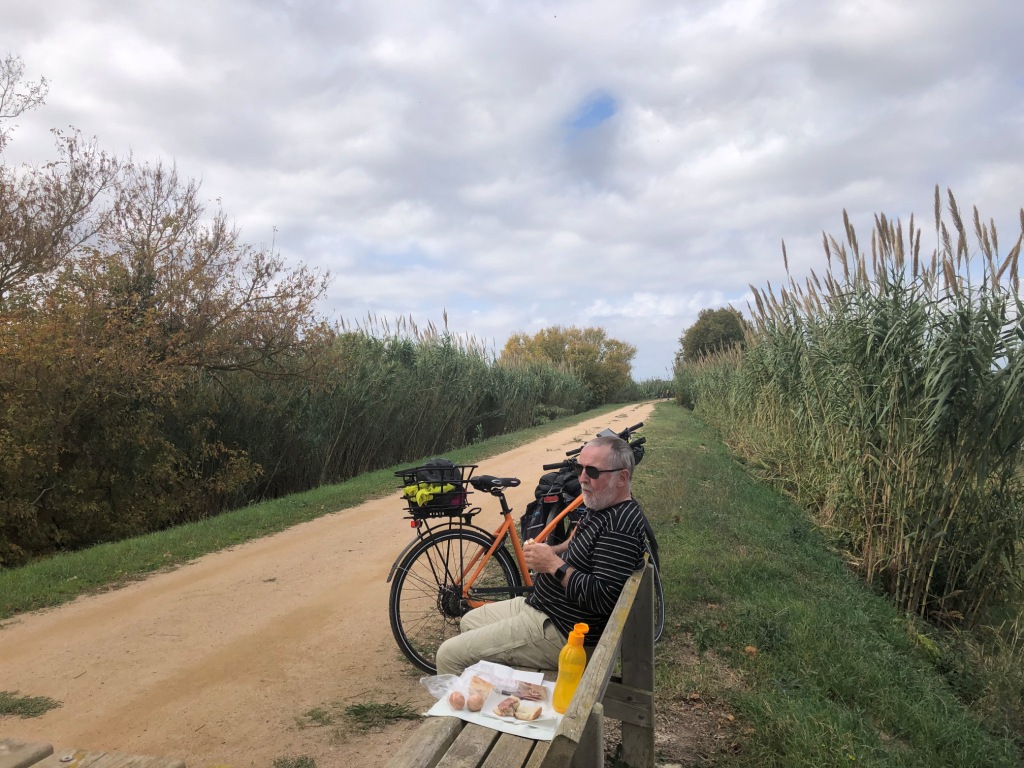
[386, 422, 663, 673]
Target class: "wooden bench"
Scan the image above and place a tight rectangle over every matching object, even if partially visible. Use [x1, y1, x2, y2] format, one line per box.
[385, 562, 656, 768]
[0, 739, 185, 768]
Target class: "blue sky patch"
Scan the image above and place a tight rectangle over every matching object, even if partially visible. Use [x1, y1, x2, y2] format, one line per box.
[566, 92, 618, 139]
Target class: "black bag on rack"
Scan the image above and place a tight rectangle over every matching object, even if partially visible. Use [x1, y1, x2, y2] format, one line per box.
[519, 469, 582, 546]
[416, 458, 463, 486]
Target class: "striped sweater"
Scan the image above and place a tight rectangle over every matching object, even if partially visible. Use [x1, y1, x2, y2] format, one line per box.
[526, 498, 647, 644]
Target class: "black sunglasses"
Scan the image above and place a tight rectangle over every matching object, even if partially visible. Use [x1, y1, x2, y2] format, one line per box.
[574, 464, 626, 480]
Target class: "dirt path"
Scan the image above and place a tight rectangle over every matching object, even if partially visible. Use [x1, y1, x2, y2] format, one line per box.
[0, 403, 653, 768]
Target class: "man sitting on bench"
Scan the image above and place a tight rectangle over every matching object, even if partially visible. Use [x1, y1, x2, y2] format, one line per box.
[435, 435, 648, 676]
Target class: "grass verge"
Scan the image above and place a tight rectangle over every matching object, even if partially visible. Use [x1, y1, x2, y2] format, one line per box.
[0, 405, 625, 620]
[634, 403, 1023, 767]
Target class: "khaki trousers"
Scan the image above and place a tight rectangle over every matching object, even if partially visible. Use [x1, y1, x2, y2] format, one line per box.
[435, 597, 567, 676]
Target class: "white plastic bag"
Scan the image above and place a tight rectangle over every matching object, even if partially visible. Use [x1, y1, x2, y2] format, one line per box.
[419, 673, 459, 700]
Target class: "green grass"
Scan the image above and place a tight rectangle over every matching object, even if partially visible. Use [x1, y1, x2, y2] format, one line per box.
[634, 402, 1023, 767]
[271, 756, 316, 768]
[297, 706, 338, 728]
[295, 699, 419, 737]
[0, 405, 625, 620]
[342, 702, 420, 730]
[0, 690, 61, 718]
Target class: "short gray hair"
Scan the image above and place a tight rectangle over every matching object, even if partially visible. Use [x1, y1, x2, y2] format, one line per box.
[588, 435, 634, 477]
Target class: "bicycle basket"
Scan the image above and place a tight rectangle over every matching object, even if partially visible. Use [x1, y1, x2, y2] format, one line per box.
[395, 459, 476, 518]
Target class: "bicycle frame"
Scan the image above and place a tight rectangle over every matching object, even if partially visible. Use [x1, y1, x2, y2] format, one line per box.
[458, 490, 585, 607]
[388, 484, 586, 608]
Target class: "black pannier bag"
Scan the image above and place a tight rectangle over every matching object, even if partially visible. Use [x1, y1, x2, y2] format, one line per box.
[416, 458, 463, 485]
[520, 469, 582, 546]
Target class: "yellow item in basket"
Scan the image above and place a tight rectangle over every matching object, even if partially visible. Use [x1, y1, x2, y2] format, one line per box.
[402, 482, 456, 507]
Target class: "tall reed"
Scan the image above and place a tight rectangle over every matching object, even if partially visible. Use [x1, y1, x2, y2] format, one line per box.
[197, 319, 586, 504]
[0, 310, 587, 564]
[679, 188, 1024, 624]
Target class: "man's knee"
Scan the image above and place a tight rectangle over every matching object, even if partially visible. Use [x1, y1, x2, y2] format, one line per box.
[437, 610, 497, 676]
[435, 637, 463, 676]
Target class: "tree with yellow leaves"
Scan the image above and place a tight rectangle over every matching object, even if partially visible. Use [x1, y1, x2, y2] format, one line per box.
[500, 325, 635, 406]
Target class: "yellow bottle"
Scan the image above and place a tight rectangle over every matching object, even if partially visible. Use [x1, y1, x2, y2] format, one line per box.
[552, 622, 589, 713]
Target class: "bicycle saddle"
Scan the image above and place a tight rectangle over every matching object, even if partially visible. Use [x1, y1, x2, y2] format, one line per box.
[469, 475, 521, 494]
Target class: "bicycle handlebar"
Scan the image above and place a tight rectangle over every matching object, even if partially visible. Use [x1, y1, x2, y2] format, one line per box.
[543, 423, 646, 471]
[542, 460, 572, 471]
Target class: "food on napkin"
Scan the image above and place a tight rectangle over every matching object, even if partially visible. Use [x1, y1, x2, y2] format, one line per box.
[492, 695, 520, 717]
[514, 701, 543, 721]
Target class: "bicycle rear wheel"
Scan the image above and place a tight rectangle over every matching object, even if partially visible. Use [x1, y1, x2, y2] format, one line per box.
[643, 519, 665, 643]
[388, 527, 522, 673]
[652, 557, 666, 643]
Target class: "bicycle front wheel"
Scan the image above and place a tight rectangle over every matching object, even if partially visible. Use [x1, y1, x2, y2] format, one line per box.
[389, 527, 522, 674]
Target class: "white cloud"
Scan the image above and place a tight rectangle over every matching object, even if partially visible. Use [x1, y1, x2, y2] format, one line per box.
[2, 0, 1023, 378]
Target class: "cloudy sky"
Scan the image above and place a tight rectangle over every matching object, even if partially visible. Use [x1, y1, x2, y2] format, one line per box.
[2, 0, 1022, 378]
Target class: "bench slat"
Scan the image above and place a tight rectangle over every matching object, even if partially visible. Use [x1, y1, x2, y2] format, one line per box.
[544, 567, 642, 751]
[617, 564, 656, 768]
[521, 741, 549, 768]
[30, 751, 184, 768]
[385, 716, 465, 768]
[478, 734, 534, 768]
[603, 682, 654, 727]
[435, 724, 500, 768]
[0, 739, 53, 768]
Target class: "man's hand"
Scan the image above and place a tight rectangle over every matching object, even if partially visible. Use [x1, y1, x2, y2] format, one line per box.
[523, 539, 562, 575]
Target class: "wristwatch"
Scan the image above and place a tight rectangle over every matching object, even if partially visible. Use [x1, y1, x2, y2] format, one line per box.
[554, 563, 569, 581]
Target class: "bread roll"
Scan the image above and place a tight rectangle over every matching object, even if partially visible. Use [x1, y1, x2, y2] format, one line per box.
[469, 675, 494, 697]
[447, 691, 465, 710]
[514, 701, 543, 721]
